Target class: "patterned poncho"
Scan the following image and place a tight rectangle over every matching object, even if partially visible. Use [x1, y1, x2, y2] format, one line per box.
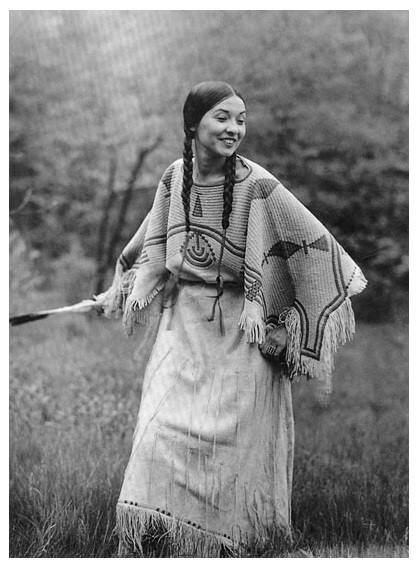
[100, 156, 366, 394]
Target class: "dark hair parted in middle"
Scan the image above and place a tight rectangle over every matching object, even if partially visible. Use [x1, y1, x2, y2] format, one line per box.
[181, 81, 245, 234]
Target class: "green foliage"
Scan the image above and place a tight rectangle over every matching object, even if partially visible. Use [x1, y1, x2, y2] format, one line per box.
[9, 11, 408, 318]
[9, 311, 408, 557]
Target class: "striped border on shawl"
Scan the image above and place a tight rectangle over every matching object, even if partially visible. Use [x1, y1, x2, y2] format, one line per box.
[243, 261, 262, 281]
[295, 236, 348, 360]
[143, 234, 168, 248]
[137, 235, 167, 266]
[119, 253, 130, 271]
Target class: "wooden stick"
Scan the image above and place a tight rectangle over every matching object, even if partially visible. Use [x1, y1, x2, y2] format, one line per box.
[9, 299, 99, 326]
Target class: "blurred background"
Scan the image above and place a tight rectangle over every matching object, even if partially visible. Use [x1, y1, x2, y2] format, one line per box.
[10, 10, 408, 319]
[9, 11, 409, 558]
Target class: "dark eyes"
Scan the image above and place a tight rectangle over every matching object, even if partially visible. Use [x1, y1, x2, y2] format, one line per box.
[216, 116, 246, 125]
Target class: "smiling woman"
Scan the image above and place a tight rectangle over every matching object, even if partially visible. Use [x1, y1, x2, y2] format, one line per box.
[94, 80, 367, 557]
[192, 95, 247, 176]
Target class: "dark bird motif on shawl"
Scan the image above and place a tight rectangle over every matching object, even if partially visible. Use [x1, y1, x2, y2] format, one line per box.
[262, 234, 330, 265]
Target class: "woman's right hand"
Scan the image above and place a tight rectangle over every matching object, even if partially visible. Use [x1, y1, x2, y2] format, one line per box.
[259, 325, 287, 361]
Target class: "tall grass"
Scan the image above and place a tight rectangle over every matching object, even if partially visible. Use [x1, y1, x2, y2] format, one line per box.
[9, 308, 408, 557]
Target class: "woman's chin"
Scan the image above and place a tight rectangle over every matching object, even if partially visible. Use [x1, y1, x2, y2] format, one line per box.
[215, 145, 238, 158]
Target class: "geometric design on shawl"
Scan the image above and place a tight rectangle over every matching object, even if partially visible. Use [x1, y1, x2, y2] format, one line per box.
[261, 234, 330, 265]
[251, 178, 279, 200]
[245, 279, 262, 302]
[293, 236, 347, 361]
[262, 241, 301, 264]
[160, 163, 175, 195]
[192, 194, 203, 217]
[309, 234, 330, 253]
[168, 222, 245, 258]
[181, 230, 216, 269]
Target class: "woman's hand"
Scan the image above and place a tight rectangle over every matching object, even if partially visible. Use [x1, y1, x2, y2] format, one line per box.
[259, 325, 287, 361]
[91, 293, 107, 315]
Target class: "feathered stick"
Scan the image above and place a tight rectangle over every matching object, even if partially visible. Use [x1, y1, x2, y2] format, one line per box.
[9, 299, 100, 327]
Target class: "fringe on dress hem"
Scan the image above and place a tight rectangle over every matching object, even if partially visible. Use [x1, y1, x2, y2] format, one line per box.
[116, 503, 238, 558]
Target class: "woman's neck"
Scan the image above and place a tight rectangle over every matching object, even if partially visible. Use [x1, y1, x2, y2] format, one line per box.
[193, 145, 226, 185]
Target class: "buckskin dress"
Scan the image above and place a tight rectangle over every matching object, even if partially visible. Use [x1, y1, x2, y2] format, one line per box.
[98, 156, 366, 557]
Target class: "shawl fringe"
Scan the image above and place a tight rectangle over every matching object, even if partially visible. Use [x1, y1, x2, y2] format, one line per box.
[116, 502, 237, 558]
[95, 263, 135, 319]
[122, 287, 162, 336]
[238, 305, 266, 344]
[96, 262, 163, 336]
[284, 298, 356, 396]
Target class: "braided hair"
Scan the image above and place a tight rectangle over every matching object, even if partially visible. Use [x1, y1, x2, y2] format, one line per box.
[181, 127, 194, 234]
[181, 81, 244, 332]
[182, 81, 244, 236]
[222, 153, 237, 231]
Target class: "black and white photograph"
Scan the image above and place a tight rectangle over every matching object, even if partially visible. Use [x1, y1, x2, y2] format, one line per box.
[9, 8, 409, 559]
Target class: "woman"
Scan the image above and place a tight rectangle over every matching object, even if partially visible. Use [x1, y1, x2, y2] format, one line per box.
[96, 81, 366, 557]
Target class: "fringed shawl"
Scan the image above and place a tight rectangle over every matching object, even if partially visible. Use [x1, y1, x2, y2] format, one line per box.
[98, 156, 366, 394]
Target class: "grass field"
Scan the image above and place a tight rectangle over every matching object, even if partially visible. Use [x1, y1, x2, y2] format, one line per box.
[9, 304, 408, 557]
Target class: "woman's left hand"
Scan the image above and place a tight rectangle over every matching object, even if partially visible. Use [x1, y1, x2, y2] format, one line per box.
[259, 325, 287, 361]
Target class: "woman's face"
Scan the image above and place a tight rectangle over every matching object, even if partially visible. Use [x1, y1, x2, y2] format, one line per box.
[193, 95, 246, 159]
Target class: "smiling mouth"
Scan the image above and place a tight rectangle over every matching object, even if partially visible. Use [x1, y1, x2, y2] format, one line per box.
[220, 138, 237, 147]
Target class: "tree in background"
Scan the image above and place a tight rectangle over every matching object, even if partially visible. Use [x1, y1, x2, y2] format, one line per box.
[9, 10, 408, 319]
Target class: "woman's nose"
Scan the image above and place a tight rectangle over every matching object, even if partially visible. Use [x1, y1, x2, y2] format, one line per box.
[225, 122, 238, 135]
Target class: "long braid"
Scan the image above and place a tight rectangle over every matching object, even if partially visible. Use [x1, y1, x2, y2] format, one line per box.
[208, 153, 237, 334]
[181, 130, 194, 233]
[222, 153, 237, 231]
